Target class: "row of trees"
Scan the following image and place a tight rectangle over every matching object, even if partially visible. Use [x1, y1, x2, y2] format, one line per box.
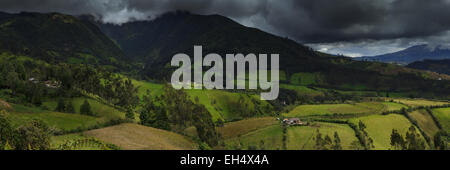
[390, 126, 427, 150]
[55, 99, 93, 115]
[314, 130, 342, 150]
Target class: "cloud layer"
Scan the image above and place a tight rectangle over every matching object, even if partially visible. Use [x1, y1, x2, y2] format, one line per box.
[1, 0, 450, 56]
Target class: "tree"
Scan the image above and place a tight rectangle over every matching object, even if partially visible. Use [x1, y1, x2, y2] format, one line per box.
[55, 98, 65, 112]
[349, 140, 364, 150]
[434, 130, 448, 150]
[126, 108, 135, 120]
[14, 119, 51, 150]
[140, 90, 170, 130]
[314, 129, 327, 150]
[259, 140, 265, 150]
[357, 120, 374, 149]
[65, 100, 75, 113]
[6, 71, 20, 95]
[80, 99, 93, 116]
[405, 126, 426, 150]
[0, 110, 14, 149]
[192, 104, 219, 147]
[390, 129, 405, 150]
[332, 131, 342, 150]
[216, 119, 224, 127]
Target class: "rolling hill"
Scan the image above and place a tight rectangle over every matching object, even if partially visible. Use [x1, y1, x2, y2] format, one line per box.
[407, 59, 450, 75]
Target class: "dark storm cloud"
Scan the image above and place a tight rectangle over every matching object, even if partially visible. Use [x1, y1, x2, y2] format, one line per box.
[1, 0, 450, 44]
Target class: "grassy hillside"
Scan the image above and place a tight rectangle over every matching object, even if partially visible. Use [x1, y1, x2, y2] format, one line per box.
[218, 117, 278, 139]
[42, 97, 125, 120]
[223, 124, 284, 150]
[280, 84, 322, 96]
[132, 80, 273, 122]
[350, 114, 425, 150]
[285, 103, 371, 117]
[431, 108, 450, 131]
[186, 90, 272, 121]
[283, 102, 404, 118]
[286, 122, 359, 150]
[408, 110, 440, 138]
[393, 98, 449, 107]
[132, 79, 164, 99]
[4, 96, 126, 132]
[7, 107, 98, 131]
[290, 72, 321, 85]
[83, 123, 197, 150]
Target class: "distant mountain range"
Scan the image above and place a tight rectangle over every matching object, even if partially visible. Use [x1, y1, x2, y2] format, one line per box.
[355, 45, 450, 65]
[407, 59, 450, 75]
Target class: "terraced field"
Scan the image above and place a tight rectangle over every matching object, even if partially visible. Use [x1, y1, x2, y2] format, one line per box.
[84, 123, 197, 150]
[286, 122, 359, 150]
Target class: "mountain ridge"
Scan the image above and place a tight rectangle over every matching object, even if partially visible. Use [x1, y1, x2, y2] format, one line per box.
[0, 12, 126, 68]
[355, 44, 450, 65]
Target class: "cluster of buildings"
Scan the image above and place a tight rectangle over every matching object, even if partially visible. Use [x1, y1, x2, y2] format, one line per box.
[28, 78, 61, 88]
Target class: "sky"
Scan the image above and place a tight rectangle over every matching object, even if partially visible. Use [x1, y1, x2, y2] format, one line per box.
[1, 0, 450, 57]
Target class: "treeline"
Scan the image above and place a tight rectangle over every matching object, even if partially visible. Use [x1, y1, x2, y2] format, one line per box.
[139, 84, 219, 147]
[0, 55, 139, 109]
[390, 126, 427, 150]
[313, 130, 343, 150]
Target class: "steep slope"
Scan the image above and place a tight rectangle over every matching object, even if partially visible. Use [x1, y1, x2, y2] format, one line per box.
[407, 59, 450, 75]
[97, 11, 329, 78]
[355, 45, 450, 65]
[0, 12, 125, 67]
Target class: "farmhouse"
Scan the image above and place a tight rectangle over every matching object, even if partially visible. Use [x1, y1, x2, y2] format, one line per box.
[45, 80, 61, 88]
[282, 118, 305, 126]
